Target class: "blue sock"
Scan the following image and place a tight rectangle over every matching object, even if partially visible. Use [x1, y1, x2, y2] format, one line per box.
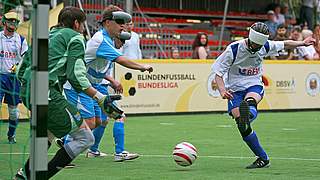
[7, 119, 18, 137]
[113, 122, 124, 154]
[90, 125, 106, 152]
[243, 131, 269, 160]
[249, 106, 258, 122]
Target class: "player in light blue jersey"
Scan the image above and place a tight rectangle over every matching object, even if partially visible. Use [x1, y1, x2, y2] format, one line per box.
[211, 22, 315, 169]
[62, 5, 152, 162]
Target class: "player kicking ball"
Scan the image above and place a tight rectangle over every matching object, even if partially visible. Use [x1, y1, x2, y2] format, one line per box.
[211, 22, 315, 169]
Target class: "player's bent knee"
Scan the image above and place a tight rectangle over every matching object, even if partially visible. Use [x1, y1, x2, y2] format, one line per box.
[245, 97, 258, 121]
[77, 128, 95, 150]
[8, 106, 19, 120]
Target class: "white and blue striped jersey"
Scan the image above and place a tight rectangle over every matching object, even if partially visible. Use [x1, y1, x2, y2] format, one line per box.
[211, 39, 284, 92]
[85, 28, 122, 85]
[0, 31, 28, 73]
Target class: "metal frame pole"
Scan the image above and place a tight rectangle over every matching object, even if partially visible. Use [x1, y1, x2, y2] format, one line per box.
[218, 0, 229, 51]
[31, 0, 49, 179]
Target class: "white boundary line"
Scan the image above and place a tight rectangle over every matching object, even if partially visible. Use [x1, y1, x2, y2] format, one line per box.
[1, 153, 319, 161]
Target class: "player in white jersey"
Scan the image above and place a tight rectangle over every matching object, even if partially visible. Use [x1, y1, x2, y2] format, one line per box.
[0, 12, 28, 144]
[211, 22, 315, 169]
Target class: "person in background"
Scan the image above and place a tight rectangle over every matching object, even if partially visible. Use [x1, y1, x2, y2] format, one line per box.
[192, 32, 209, 59]
[288, 26, 304, 60]
[171, 46, 180, 59]
[272, 24, 291, 60]
[273, 4, 285, 25]
[0, 11, 28, 144]
[120, 20, 142, 60]
[296, 29, 319, 60]
[300, 0, 318, 30]
[264, 10, 278, 39]
[313, 24, 320, 55]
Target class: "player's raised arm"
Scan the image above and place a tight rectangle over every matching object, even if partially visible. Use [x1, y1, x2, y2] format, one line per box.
[283, 36, 316, 49]
[115, 56, 153, 73]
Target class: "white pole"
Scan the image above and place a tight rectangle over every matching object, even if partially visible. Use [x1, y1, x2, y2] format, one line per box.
[77, 0, 91, 39]
[218, 0, 229, 51]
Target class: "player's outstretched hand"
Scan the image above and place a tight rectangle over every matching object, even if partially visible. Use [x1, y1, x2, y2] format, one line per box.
[141, 65, 153, 73]
[221, 89, 234, 100]
[303, 36, 316, 46]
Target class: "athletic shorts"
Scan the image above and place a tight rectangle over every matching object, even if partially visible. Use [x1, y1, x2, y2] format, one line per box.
[64, 84, 111, 122]
[0, 73, 21, 106]
[227, 85, 264, 114]
[48, 87, 82, 138]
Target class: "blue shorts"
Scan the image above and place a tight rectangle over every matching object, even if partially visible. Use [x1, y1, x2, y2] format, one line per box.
[64, 88, 101, 120]
[227, 85, 264, 114]
[0, 73, 21, 106]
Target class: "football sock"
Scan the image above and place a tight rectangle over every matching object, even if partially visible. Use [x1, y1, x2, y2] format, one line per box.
[47, 147, 73, 178]
[113, 122, 124, 154]
[243, 131, 269, 160]
[90, 124, 106, 152]
[249, 106, 258, 122]
[7, 119, 18, 137]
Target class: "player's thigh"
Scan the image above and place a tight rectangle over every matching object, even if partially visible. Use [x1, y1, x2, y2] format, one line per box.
[245, 85, 264, 103]
[48, 89, 82, 138]
[228, 91, 246, 118]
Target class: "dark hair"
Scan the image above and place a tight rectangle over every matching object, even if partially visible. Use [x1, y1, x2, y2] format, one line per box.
[250, 22, 269, 35]
[52, 6, 86, 29]
[192, 32, 208, 50]
[100, 5, 122, 24]
[277, 24, 286, 29]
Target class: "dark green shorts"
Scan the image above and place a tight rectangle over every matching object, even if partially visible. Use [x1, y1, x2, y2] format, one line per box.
[48, 87, 82, 138]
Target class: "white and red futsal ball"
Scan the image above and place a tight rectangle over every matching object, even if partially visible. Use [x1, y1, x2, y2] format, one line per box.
[172, 142, 198, 166]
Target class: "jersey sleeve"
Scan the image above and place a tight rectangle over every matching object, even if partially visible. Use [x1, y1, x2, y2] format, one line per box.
[66, 37, 91, 92]
[267, 40, 285, 57]
[211, 46, 233, 77]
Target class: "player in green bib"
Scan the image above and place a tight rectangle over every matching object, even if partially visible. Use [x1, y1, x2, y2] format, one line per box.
[14, 6, 122, 179]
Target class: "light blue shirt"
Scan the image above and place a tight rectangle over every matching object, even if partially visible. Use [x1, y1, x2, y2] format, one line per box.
[85, 28, 122, 84]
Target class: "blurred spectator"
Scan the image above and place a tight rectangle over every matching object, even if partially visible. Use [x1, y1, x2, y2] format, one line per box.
[170, 46, 180, 59]
[274, 24, 288, 41]
[300, 0, 317, 30]
[272, 25, 291, 60]
[120, 20, 142, 60]
[296, 29, 319, 60]
[288, 26, 304, 60]
[313, 24, 320, 55]
[192, 32, 209, 59]
[317, 1, 320, 25]
[282, 3, 296, 33]
[273, 4, 285, 25]
[264, 10, 278, 39]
